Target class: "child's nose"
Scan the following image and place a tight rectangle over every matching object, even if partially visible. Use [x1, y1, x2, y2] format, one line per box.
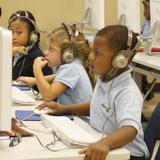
[12, 32, 17, 39]
[44, 50, 48, 55]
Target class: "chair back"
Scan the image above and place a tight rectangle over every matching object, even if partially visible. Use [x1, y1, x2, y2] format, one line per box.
[144, 103, 160, 160]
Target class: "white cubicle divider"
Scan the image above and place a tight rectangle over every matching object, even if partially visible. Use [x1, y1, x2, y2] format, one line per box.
[148, 0, 160, 53]
[144, 21, 160, 55]
[84, 0, 104, 42]
[0, 27, 12, 131]
[117, 0, 141, 34]
[150, 0, 160, 28]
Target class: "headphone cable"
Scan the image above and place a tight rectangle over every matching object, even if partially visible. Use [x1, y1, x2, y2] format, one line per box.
[18, 57, 26, 77]
[101, 69, 118, 138]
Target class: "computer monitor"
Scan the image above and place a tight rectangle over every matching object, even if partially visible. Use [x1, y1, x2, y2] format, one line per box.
[150, 0, 160, 28]
[0, 27, 12, 131]
[84, 0, 104, 42]
[84, 0, 105, 30]
[144, 0, 160, 54]
[117, 0, 141, 34]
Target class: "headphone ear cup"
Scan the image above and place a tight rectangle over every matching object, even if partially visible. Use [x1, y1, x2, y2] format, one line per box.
[112, 50, 128, 68]
[62, 49, 74, 63]
[29, 31, 38, 44]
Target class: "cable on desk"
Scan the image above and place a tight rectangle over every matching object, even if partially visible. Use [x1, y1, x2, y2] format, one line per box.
[34, 131, 81, 152]
[26, 125, 53, 134]
[0, 131, 22, 147]
[21, 112, 35, 121]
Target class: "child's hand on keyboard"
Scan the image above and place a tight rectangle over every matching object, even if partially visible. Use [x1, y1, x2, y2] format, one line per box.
[36, 101, 67, 115]
[17, 76, 36, 87]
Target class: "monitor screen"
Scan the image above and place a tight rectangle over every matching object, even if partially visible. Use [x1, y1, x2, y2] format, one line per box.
[150, 0, 160, 48]
[85, 0, 105, 30]
[150, 0, 160, 28]
[0, 27, 12, 131]
[117, 0, 141, 34]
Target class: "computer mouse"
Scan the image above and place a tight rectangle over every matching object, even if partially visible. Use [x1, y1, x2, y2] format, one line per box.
[33, 108, 52, 115]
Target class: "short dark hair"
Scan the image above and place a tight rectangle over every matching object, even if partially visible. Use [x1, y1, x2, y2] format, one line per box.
[96, 25, 138, 54]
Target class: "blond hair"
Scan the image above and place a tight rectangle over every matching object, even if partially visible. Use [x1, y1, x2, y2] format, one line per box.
[47, 24, 96, 87]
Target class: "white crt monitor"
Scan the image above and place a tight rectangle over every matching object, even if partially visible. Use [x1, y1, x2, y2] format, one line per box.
[150, 0, 160, 28]
[85, 0, 105, 30]
[0, 27, 12, 131]
[117, 0, 141, 34]
[149, 0, 160, 49]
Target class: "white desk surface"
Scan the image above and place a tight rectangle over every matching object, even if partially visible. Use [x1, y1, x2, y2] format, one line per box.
[133, 52, 160, 71]
[0, 92, 130, 160]
[132, 52, 160, 81]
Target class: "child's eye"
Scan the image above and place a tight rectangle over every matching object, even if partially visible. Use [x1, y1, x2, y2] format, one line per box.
[16, 31, 22, 35]
[94, 51, 101, 57]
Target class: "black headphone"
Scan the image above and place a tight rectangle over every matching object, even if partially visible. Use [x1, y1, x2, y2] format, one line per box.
[9, 11, 38, 50]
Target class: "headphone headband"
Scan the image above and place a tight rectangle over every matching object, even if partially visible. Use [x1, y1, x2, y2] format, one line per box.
[127, 28, 133, 49]
[62, 23, 74, 40]
[61, 23, 90, 63]
[9, 11, 38, 32]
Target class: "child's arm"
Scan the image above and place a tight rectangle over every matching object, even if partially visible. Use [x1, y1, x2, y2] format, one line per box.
[79, 126, 137, 160]
[17, 76, 36, 86]
[34, 67, 66, 101]
[36, 101, 90, 116]
[33, 57, 67, 101]
[17, 75, 55, 87]
[45, 74, 55, 83]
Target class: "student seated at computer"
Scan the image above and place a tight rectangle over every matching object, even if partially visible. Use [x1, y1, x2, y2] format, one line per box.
[8, 10, 53, 80]
[36, 25, 149, 160]
[141, 0, 160, 100]
[140, 0, 160, 103]
[17, 23, 95, 103]
[140, 0, 153, 101]
[141, 0, 151, 38]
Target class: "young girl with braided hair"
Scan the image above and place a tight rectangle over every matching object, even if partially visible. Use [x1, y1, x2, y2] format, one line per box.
[18, 23, 95, 103]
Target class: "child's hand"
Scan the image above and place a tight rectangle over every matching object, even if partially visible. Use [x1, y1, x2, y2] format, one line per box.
[33, 57, 48, 70]
[17, 76, 36, 87]
[36, 101, 67, 115]
[13, 46, 27, 56]
[79, 139, 110, 160]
